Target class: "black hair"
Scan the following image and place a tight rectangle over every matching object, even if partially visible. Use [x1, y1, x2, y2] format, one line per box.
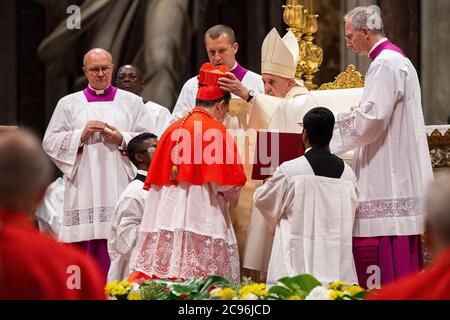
[195, 91, 231, 108]
[127, 132, 158, 167]
[303, 107, 335, 147]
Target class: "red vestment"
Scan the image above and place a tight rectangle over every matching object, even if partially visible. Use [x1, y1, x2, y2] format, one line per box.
[0, 210, 105, 300]
[145, 107, 247, 188]
[366, 248, 450, 300]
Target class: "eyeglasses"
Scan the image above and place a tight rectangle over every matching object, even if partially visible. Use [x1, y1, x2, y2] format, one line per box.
[88, 66, 113, 75]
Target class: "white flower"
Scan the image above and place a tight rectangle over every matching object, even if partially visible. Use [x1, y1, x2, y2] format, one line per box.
[242, 293, 259, 300]
[305, 286, 332, 300]
[209, 288, 222, 298]
[131, 283, 140, 292]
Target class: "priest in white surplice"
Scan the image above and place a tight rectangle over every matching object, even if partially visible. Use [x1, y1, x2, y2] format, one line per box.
[43, 49, 154, 279]
[331, 7, 433, 287]
[254, 108, 358, 285]
[171, 25, 264, 122]
[107, 133, 157, 282]
[218, 28, 310, 276]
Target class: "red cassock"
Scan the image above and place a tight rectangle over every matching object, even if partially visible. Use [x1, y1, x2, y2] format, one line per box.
[144, 107, 247, 189]
[366, 248, 450, 300]
[0, 210, 105, 300]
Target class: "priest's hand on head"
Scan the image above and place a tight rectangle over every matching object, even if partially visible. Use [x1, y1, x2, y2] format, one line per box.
[218, 72, 249, 101]
[101, 123, 124, 146]
[81, 121, 107, 143]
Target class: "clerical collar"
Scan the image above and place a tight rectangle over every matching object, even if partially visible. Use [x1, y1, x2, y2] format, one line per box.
[368, 38, 388, 57]
[230, 62, 248, 82]
[88, 84, 111, 96]
[135, 170, 148, 183]
[84, 85, 118, 103]
[137, 169, 148, 176]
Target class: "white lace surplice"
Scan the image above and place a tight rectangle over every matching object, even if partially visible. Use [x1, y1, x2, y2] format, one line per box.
[36, 177, 65, 237]
[131, 183, 241, 284]
[43, 90, 154, 242]
[254, 157, 358, 285]
[107, 172, 148, 282]
[144, 101, 171, 137]
[331, 49, 434, 237]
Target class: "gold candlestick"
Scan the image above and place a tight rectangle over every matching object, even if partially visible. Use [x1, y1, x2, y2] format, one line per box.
[300, 11, 323, 90]
[283, 0, 323, 90]
[283, 1, 306, 79]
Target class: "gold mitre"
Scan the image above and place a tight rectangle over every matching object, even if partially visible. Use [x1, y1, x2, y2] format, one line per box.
[261, 28, 299, 79]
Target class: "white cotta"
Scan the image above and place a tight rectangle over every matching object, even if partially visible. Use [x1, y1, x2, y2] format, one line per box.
[144, 101, 171, 137]
[42, 89, 154, 242]
[107, 170, 148, 282]
[330, 48, 434, 237]
[36, 177, 65, 237]
[253, 156, 358, 285]
[130, 183, 242, 284]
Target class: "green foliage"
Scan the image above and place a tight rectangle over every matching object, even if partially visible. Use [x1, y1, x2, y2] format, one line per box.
[106, 274, 368, 301]
[139, 276, 231, 300]
[268, 274, 322, 300]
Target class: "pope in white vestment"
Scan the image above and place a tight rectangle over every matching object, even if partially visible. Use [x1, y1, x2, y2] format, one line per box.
[330, 9, 434, 287]
[218, 28, 310, 274]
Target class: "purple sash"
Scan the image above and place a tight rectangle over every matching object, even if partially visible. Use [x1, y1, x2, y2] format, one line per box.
[231, 63, 248, 82]
[369, 40, 407, 61]
[83, 85, 118, 103]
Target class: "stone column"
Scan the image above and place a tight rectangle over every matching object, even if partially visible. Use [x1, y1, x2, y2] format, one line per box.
[421, 0, 450, 125]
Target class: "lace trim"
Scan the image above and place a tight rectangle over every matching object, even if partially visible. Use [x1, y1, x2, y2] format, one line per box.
[63, 207, 113, 226]
[356, 197, 424, 220]
[57, 132, 74, 160]
[337, 112, 355, 139]
[132, 229, 240, 284]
